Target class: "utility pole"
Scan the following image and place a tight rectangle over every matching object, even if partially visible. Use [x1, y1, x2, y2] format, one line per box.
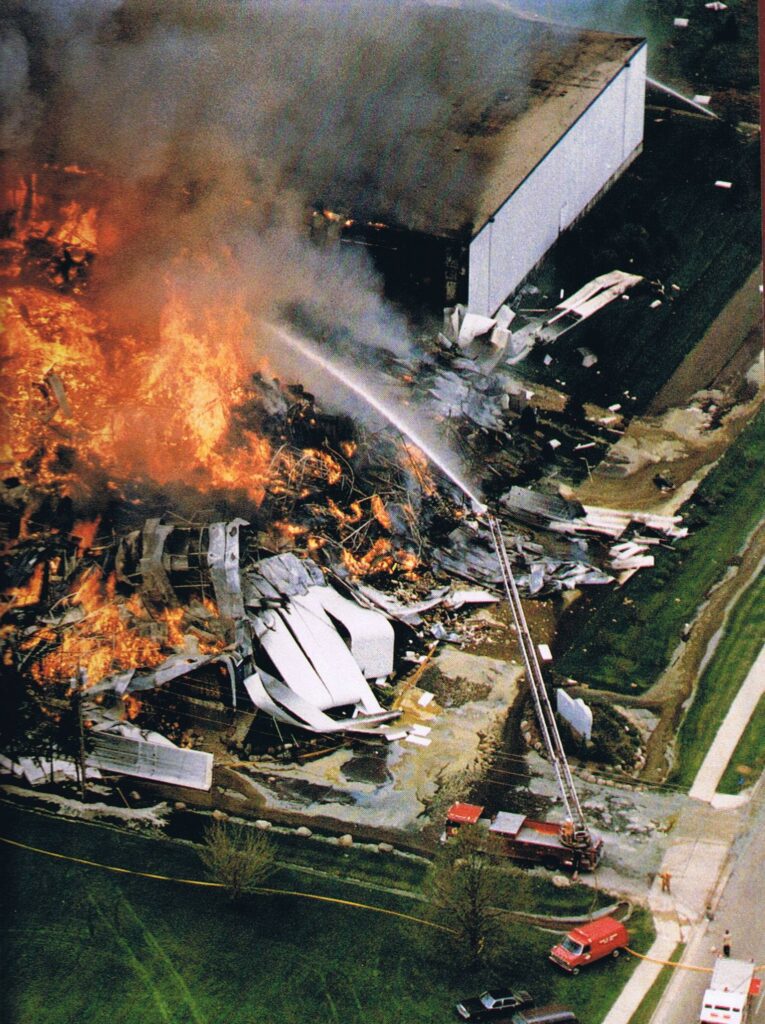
[73, 667, 88, 801]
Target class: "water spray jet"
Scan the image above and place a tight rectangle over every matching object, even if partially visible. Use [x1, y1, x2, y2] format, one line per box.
[271, 324, 485, 509]
[647, 76, 720, 120]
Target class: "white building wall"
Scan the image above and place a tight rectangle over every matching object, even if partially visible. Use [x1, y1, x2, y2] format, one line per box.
[468, 44, 647, 316]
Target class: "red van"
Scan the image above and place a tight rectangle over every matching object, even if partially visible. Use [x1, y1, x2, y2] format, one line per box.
[549, 916, 629, 974]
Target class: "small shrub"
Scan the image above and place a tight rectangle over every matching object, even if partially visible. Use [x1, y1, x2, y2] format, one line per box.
[199, 821, 276, 900]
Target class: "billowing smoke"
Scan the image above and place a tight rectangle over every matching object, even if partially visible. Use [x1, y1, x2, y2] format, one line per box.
[1, 0, 582, 510]
[0, 1, 567, 352]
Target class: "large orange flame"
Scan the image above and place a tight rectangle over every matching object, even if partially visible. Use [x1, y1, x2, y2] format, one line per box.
[20, 566, 224, 688]
[1, 281, 274, 502]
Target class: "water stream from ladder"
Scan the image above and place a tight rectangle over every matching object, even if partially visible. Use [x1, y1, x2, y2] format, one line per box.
[272, 325, 486, 510]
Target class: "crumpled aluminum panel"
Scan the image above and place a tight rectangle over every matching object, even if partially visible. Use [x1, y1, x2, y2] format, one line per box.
[206, 518, 248, 619]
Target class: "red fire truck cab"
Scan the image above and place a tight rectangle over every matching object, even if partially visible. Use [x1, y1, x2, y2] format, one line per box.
[444, 804, 603, 872]
[549, 917, 629, 974]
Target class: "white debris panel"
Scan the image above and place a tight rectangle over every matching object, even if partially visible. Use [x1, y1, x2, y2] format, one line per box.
[317, 585, 394, 679]
[88, 736, 212, 791]
[556, 689, 593, 741]
[87, 718, 213, 791]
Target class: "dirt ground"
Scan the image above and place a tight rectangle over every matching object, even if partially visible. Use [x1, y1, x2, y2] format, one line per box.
[224, 645, 524, 832]
[649, 266, 763, 414]
[575, 361, 764, 514]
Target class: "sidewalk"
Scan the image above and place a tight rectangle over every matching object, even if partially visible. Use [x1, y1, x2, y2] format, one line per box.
[600, 930, 678, 1024]
[599, 798, 738, 1024]
[690, 643, 765, 803]
[598, 643, 765, 1024]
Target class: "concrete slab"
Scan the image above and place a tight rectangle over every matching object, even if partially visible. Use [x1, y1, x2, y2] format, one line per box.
[649, 802, 739, 925]
[232, 648, 524, 831]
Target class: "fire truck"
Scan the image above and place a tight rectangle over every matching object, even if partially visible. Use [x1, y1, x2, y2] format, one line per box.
[444, 803, 603, 871]
[700, 959, 761, 1024]
[445, 514, 602, 872]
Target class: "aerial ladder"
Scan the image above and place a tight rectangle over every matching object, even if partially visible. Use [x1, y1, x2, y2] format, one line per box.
[486, 512, 593, 855]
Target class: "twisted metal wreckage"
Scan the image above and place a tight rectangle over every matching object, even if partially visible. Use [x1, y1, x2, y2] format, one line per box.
[70, 517, 412, 790]
[5, 487, 688, 793]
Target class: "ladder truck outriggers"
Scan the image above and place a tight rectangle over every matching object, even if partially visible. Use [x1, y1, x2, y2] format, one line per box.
[445, 513, 603, 872]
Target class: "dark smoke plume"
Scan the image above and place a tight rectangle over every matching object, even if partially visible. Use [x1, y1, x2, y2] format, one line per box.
[0, 1, 569, 356]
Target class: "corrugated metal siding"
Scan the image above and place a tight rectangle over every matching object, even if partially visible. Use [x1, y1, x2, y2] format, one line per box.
[468, 45, 646, 316]
[89, 733, 214, 790]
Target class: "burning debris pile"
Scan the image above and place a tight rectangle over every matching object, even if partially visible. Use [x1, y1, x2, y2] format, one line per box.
[0, 0, 684, 798]
[1, 160, 691, 798]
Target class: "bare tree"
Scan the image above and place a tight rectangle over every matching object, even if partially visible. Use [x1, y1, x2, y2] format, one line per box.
[428, 824, 507, 970]
[199, 821, 276, 900]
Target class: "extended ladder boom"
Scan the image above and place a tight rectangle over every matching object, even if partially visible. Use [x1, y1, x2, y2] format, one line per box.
[487, 514, 591, 848]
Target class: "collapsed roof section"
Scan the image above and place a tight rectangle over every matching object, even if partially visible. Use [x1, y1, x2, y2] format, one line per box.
[242, 552, 398, 735]
[113, 519, 399, 738]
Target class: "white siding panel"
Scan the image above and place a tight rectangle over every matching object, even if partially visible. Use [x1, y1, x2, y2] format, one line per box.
[623, 45, 647, 159]
[467, 225, 491, 316]
[468, 46, 646, 316]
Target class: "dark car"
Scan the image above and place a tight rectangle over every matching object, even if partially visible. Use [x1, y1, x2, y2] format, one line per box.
[455, 989, 534, 1021]
[509, 1004, 579, 1024]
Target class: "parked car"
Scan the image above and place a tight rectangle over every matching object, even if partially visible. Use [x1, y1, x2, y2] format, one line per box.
[510, 1004, 579, 1024]
[549, 916, 629, 974]
[455, 989, 534, 1021]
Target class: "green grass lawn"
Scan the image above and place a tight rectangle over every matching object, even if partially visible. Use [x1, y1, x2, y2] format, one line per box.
[627, 943, 684, 1024]
[0, 804, 653, 1024]
[167, 811, 612, 917]
[718, 691, 765, 794]
[559, 405, 765, 694]
[169, 807, 431, 895]
[669, 566, 765, 789]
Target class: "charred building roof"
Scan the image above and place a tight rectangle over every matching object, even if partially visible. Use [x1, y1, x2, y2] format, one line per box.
[321, 20, 643, 237]
[310, 10, 646, 314]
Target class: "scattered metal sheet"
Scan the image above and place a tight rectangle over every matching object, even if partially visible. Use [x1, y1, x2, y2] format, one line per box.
[88, 719, 213, 791]
[207, 519, 248, 618]
[137, 518, 178, 608]
[317, 584, 395, 679]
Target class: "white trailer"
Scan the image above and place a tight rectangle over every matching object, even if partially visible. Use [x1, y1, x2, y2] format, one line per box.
[700, 958, 759, 1024]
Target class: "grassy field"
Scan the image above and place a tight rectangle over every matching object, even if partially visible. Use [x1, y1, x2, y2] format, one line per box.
[718, 692, 765, 795]
[168, 808, 431, 895]
[558, 405, 765, 694]
[669, 566, 765, 789]
[626, 944, 684, 1024]
[168, 810, 613, 917]
[0, 804, 653, 1024]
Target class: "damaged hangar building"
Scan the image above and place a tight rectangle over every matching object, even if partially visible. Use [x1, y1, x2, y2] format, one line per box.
[311, 14, 646, 316]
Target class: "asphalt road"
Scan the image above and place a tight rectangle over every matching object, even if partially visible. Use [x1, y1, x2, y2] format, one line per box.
[653, 777, 765, 1024]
